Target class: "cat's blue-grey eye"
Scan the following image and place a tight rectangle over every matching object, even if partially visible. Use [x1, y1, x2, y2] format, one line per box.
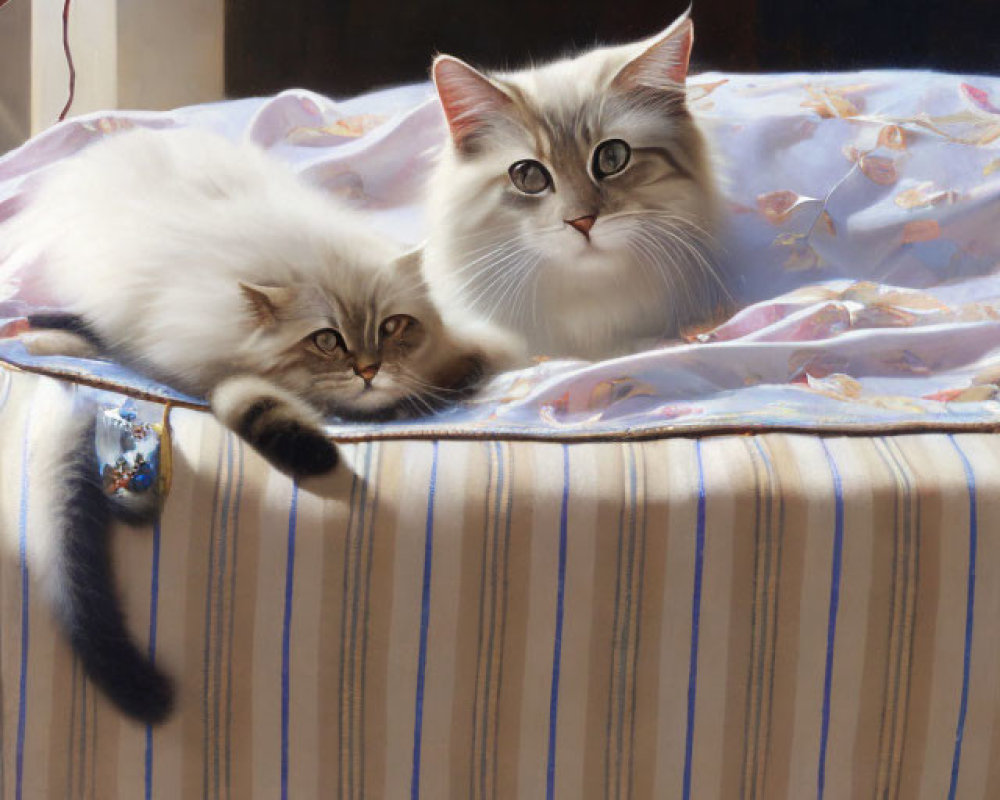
[313, 329, 345, 354]
[380, 314, 416, 339]
[593, 139, 631, 179]
[508, 160, 552, 194]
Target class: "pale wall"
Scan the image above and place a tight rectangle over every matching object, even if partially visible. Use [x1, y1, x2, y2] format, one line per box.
[0, 0, 223, 153]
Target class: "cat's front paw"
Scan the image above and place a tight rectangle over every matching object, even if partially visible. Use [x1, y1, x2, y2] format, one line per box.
[213, 378, 341, 477]
[251, 419, 339, 476]
[429, 317, 528, 406]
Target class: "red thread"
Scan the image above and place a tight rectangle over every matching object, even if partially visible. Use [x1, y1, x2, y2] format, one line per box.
[57, 0, 76, 122]
[0, 1, 76, 122]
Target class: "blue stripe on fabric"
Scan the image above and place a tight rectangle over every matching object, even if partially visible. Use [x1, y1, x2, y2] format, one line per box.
[280, 482, 299, 800]
[546, 445, 571, 800]
[212, 437, 235, 799]
[15, 422, 31, 800]
[225, 442, 246, 797]
[358, 443, 381, 800]
[480, 441, 505, 799]
[347, 444, 374, 799]
[145, 520, 163, 800]
[947, 435, 977, 800]
[336, 462, 361, 790]
[817, 439, 844, 800]
[410, 442, 440, 800]
[682, 441, 707, 800]
[201, 441, 225, 800]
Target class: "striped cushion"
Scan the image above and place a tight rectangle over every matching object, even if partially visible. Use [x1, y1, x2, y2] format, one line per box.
[1, 367, 997, 798]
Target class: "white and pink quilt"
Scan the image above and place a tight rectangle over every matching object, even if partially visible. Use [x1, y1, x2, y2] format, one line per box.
[3, 71, 1000, 438]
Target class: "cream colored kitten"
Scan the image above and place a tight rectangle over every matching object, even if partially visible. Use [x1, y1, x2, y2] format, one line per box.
[423, 10, 727, 360]
[2, 126, 516, 724]
[7, 127, 511, 475]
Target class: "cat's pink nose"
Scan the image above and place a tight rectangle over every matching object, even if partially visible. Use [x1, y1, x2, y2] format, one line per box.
[566, 215, 596, 238]
[354, 362, 381, 382]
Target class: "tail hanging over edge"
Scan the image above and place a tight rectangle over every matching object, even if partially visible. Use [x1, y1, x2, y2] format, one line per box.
[48, 417, 173, 724]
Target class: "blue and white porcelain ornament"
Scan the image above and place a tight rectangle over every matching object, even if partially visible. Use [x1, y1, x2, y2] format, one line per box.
[95, 399, 169, 519]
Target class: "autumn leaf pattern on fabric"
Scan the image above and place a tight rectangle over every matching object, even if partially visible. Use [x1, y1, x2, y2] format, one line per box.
[2, 72, 1000, 436]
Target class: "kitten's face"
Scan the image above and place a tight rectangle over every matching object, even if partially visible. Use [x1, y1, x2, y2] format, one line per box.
[426, 11, 724, 357]
[239, 255, 463, 419]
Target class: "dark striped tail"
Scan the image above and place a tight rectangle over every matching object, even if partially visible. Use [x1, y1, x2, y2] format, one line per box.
[26, 313, 104, 349]
[56, 421, 173, 724]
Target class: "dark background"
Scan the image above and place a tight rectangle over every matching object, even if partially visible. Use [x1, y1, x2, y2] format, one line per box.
[225, 0, 1000, 99]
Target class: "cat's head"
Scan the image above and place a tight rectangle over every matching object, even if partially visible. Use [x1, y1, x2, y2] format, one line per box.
[236, 249, 514, 419]
[425, 10, 722, 353]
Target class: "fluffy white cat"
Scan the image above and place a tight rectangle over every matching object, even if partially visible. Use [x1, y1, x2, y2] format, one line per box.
[6, 127, 512, 474]
[423, 10, 728, 360]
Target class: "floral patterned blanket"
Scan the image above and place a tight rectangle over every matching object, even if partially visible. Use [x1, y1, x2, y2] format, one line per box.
[2, 71, 1000, 438]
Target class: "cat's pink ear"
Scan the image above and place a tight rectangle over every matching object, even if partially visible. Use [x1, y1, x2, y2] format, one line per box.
[433, 55, 511, 148]
[239, 282, 295, 327]
[393, 247, 426, 284]
[612, 10, 694, 92]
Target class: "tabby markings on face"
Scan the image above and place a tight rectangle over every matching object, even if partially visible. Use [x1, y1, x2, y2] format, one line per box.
[424, 8, 729, 358]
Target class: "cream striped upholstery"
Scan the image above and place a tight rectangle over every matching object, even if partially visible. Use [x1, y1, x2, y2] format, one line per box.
[1, 367, 998, 799]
